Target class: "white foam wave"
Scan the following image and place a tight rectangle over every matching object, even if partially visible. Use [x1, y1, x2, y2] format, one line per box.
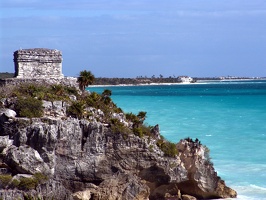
[236, 195, 259, 200]
[232, 184, 266, 200]
[250, 184, 266, 191]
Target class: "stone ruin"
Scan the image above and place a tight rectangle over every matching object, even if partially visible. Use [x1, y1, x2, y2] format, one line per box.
[14, 48, 63, 79]
[0, 48, 78, 88]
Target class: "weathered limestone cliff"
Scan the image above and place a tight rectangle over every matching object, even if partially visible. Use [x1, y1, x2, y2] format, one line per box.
[0, 90, 237, 200]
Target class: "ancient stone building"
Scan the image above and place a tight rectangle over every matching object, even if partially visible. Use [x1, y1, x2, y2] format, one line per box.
[14, 48, 63, 78]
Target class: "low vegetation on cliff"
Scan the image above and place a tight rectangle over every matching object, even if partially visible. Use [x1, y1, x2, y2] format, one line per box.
[0, 83, 77, 117]
[0, 82, 178, 158]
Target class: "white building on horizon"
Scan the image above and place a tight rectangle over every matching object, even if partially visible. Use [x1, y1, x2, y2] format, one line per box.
[178, 76, 193, 83]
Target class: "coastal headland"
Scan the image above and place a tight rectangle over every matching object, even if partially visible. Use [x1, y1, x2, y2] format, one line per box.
[0, 48, 237, 199]
[0, 81, 237, 200]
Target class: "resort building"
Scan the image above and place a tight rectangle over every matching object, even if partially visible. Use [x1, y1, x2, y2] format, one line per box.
[178, 76, 193, 83]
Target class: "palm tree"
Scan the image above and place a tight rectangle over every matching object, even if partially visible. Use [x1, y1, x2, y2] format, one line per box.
[77, 70, 95, 91]
[102, 89, 112, 105]
[102, 89, 112, 98]
[137, 111, 147, 124]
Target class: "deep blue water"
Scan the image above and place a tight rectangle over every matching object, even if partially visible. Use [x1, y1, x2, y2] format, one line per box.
[88, 80, 266, 200]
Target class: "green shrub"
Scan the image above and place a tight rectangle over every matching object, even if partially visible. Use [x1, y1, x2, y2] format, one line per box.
[102, 89, 112, 97]
[110, 118, 131, 135]
[84, 95, 94, 107]
[48, 84, 73, 103]
[10, 179, 20, 188]
[126, 112, 149, 132]
[12, 83, 48, 99]
[90, 92, 101, 102]
[84, 92, 101, 107]
[9, 173, 48, 190]
[15, 96, 43, 118]
[36, 91, 46, 100]
[110, 118, 123, 133]
[156, 139, 178, 157]
[133, 127, 144, 138]
[64, 86, 79, 96]
[203, 146, 213, 165]
[67, 100, 85, 119]
[164, 142, 178, 157]
[113, 106, 123, 113]
[141, 124, 152, 136]
[0, 174, 12, 188]
[5, 83, 77, 103]
[137, 111, 147, 122]
[103, 96, 112, 105]
[23, 194, 35, 200]
[133, 124, 151, 138]
[33, 172, 48, 184]
[149, 145, 154, 152]
[51, 84, 65, 96]
[17, 177, 38, 190]
[125, 112, 138, 122]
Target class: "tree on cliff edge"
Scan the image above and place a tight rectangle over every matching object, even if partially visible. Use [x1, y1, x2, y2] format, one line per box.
[78, 70, 95, 91]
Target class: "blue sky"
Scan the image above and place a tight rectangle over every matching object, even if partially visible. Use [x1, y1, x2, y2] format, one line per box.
[1, 0, 266, 78]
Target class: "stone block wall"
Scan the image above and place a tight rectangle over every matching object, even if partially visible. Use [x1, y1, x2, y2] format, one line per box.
[14, 48, 63, 78]
[0, 77, 79, 89]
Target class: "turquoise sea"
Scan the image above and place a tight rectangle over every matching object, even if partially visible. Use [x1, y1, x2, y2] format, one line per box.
[88, 80, 266, 200]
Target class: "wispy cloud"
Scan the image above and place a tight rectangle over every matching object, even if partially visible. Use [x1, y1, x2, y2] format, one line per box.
[2, 0, 266, 19]
[1, 0, 266, 77]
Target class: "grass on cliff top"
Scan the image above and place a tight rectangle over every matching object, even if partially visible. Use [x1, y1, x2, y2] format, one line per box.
[0, 83, 178, 157]
[0, 83, 78, 117]
[0, 83, 78, 101]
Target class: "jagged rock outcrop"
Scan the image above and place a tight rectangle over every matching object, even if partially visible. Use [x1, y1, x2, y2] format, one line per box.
[0, 104, 236, 199]
[0, 108, 16, 119]
[176, 140, 237, 199]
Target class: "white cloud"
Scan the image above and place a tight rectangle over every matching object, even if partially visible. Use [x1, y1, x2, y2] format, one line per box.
[1, 0, 266, 77]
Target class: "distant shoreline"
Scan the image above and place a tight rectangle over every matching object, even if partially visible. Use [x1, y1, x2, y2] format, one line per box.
[88, 78, 266, 88]
[88, 82, 193, 87]
[1, 72, 265, 87]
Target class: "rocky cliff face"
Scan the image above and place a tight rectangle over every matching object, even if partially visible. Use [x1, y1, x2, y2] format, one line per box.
[0, 104, 237, 199]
